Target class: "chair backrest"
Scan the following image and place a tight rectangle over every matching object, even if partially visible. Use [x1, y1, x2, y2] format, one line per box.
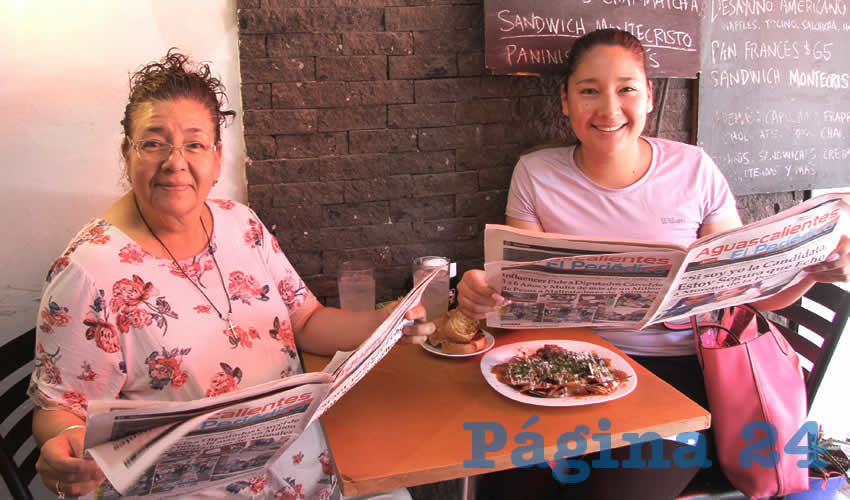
[770, 282, 850, 411]
[0, 328, 37, 500]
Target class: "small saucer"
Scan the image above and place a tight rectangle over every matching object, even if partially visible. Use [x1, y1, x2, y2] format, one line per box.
[421, 330, 495, 358]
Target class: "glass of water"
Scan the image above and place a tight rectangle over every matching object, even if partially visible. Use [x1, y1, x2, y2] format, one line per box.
[338, 260, 376, 312]
[412, 256, 450, 321]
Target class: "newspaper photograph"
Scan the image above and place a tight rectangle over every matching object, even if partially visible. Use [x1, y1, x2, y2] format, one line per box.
[82, 269, 439, 498]
[484, 192, 850, 329]
[486, 250, 684, 328]
[86, 382, 328, 497]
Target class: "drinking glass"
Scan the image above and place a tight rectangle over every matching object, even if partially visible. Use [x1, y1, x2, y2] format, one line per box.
[412, 256, 450, 321]
[338, 260, 376, 312]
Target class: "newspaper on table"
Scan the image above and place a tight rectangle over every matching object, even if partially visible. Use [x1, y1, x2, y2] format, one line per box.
[82, 269, 439, 498]
[484, 192, 850, 329]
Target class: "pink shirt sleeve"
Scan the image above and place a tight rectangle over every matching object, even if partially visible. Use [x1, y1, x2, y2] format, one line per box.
[698, 151, 739, 225]
[505, 157, 539, 223]
[30, 261, 127, 418]
[250, 209, 321, 332]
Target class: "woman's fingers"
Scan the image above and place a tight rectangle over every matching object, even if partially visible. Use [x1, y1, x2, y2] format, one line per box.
[458, 269, 490, 296]
[457, 297, 497, 319]
[457, 270, 510, 319]
[400, 306, 435, 344]
[37, 434, 104, 485]
[43, 465, 105, 496]
[804, 235, 850, 282]
[397, 333, 431, 345]
[46, 476, 104, 497]
[404, 304, 427, 322]
[398, 269, 511, 341]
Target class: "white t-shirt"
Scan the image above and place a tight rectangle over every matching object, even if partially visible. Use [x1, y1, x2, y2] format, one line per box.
[506, 137, 738, 356]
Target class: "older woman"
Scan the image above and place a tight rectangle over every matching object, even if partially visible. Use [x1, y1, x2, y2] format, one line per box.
[30, 50, 432, 499]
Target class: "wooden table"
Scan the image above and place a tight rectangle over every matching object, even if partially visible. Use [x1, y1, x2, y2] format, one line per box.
[302, 328, 710, 497]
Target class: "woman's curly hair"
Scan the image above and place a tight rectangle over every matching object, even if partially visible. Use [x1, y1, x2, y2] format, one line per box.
[121, 48, 236, 154]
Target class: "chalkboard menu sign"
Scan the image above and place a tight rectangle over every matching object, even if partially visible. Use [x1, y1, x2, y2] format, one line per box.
[697, 2, 850, 195]
[484, 0, 702, 77]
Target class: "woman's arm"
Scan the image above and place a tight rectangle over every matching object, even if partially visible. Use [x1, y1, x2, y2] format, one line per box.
[32, 406, 86, 446]
[699, 214, 850, 311]
[506, 215, 543, 232]
[33, 407, 104, 497]
[248, 209, 434, 356]
[455, 216, 534, 319]
[294, 304, 433, 356]
[749, 235, 850, 310]
[697, 213, 811, 310]
[31, 256, 122, 496]
[696, 212, 742, 239]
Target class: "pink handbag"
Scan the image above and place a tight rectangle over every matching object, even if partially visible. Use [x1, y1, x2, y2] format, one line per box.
[692, 305, 809, 498]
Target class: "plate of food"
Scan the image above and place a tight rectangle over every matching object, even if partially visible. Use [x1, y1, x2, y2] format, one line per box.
[480, 340, 637, 406]
[423, 309, 496, 357]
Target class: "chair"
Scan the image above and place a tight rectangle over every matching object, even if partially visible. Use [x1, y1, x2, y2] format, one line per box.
[770, 281, 849, 411]
[0, 328, 38, 500]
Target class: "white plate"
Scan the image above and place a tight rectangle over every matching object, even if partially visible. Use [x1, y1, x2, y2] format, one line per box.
[422, 330, 496, 358]
[480, 340, 637, 407]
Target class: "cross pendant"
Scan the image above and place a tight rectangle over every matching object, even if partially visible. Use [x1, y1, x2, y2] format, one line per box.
[224, 314, 237, 335]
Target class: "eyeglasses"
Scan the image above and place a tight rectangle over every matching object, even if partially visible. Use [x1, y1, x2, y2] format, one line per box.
[128, 137, 218, 162]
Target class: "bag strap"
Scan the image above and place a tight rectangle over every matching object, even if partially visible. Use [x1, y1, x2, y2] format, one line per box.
[690, 313, 741, 370]
[750, 304, 794, 355]
[691, 315, 705, 370]
[729, 304, 793, 355]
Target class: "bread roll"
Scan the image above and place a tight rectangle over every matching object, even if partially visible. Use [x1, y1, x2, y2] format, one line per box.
[427, 309, 484, 354]
[441, 309, 479, 343]
[437, 331, 487, 354]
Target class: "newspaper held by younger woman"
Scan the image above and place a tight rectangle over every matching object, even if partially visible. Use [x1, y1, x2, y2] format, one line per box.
[484, 192, 850, 329]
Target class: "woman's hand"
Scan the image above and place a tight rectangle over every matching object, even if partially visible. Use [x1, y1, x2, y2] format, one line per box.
[36, 427, 105, 497]
[803, 235, 850, 283]
[457, 269, 511, 320]
[378, 302, 434, 345]
[396, 303, 435, 345]
[754, 235, 850, 311]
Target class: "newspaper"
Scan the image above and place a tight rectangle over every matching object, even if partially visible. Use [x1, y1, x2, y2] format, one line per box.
[82, 269, 439, 498]
[484, 192, 850, 329]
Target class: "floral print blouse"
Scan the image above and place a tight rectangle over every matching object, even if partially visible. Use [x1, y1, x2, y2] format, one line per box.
[30, 200, 338, 499]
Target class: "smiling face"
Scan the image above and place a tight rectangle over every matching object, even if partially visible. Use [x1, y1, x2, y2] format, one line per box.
[125, 98, 222, 222]
[561, 45, 653, 159]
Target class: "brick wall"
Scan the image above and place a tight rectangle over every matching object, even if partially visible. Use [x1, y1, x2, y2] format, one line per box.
[236, 1, 799, 305]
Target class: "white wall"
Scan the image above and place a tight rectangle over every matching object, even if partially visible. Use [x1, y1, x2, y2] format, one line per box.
[807, 189, 850, 441]
[0, 0, 246, 345]
[0, 4, 244, 496]
[806, 284, 850, 440]
[1, 2, 847, 497]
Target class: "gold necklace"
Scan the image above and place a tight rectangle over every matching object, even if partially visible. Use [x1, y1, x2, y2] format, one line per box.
[133, 196, 236, 336]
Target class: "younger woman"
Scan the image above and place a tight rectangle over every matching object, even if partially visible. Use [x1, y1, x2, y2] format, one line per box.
[458, 29, 849, 499]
